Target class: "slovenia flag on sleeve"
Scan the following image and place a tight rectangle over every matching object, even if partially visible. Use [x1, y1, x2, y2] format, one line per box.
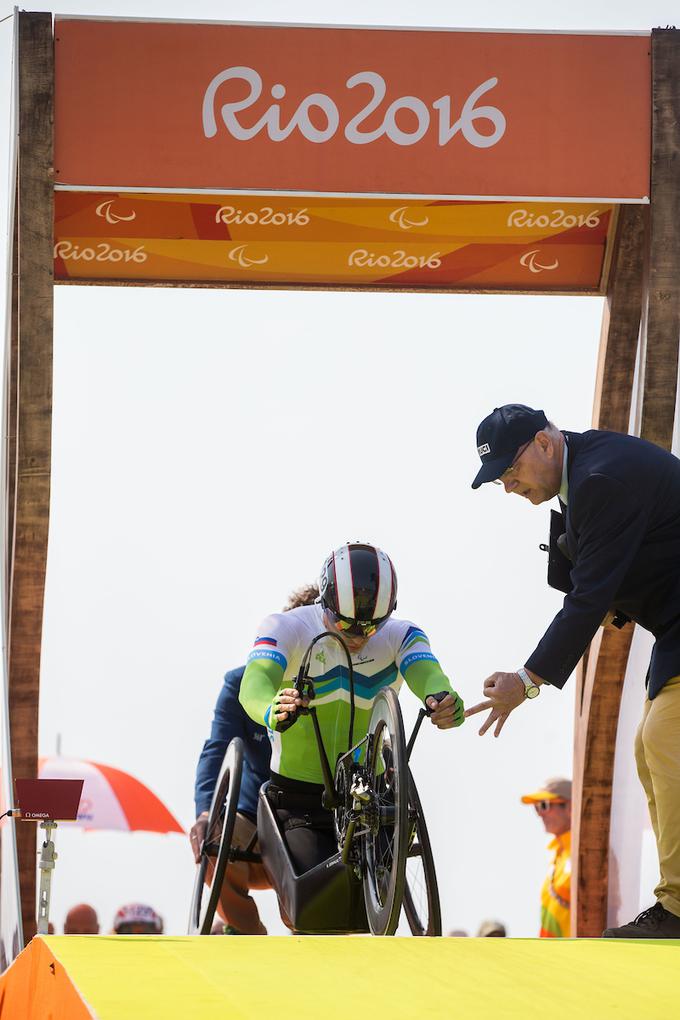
[248, 636, 287, 670]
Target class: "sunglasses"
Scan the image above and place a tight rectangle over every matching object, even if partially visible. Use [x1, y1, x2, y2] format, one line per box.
[535, 799, 566, 812]
[325, 608, 388, 639]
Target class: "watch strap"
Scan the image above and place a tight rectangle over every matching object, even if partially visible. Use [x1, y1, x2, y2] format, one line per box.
[517, 666, 539, 698]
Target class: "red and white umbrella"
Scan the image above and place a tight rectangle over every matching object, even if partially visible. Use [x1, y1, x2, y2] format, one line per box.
[38, 757, 184, 834]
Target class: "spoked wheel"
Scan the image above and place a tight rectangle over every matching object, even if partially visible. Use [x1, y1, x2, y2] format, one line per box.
[362, 688, 408, 936]
[403, 769, 442, 936]
[188, 738, 243, 935]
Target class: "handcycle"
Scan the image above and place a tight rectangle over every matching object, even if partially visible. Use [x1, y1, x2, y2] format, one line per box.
[189, 631, 442, 936]
[187, 737, 262, 935]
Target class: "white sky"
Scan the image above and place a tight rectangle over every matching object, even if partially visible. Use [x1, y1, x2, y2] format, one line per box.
[0, 0, 674, 940]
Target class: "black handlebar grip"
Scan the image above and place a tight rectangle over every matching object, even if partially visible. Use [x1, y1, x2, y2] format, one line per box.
[424, 690, 449, 716]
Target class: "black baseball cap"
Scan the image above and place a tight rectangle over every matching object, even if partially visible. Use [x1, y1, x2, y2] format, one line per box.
[471, 404, 548, 489]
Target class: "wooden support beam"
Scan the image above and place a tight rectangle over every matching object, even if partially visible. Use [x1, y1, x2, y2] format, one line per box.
[572, 207, 646, 936]
[574, 28, 680, 937]
[592, 205, 646, 433]
[572, 626, 635, 935]
[10, 11, 54, 945]
[640, 28, 680, 449]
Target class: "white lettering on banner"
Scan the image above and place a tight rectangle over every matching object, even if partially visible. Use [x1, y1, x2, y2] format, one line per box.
[54, 241, 148, 264]
[389, 207, 430, 230]
[228, 244, 269, 268]
[216, 205, 310, 227]
[203, 67, 506, 150]
[348, 249, 442, 270]
[507, 208, 602, 229]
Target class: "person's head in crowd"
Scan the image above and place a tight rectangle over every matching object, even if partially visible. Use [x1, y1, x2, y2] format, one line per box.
[446, 928, 468, 937]
[210, 919, 227, 935]
[521, 777, 572, 836]
[63, 903, 99, 935]
[283, 583, 319, 612]
[112, 902, 163, 935]
[477, 919, 507, 937]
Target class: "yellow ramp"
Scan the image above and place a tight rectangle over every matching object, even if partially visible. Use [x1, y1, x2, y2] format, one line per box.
[1, 934, 678, 1019]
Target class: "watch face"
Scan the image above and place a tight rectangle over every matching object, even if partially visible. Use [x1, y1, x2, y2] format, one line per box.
[526, 685, 540, 699]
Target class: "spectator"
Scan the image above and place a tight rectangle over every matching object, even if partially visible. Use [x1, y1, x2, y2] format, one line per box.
[477, 919, 506, 937]
[63, 903, 99, 935]
[446, 928, 468, 937]
[190, 584, 319, 935]
[113, 903, 163, 935]
[521, 777, 571, 938]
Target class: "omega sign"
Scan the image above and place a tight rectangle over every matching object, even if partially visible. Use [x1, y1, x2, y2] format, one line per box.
[202, 68, 506, 149]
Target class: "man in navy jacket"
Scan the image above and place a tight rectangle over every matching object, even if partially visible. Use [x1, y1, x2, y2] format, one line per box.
[467, 404, 680, 939]
[190, 584, 319, 934]
[190, 665, 271, 934]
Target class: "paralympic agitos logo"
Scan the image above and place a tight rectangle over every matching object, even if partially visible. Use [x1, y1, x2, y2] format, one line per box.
[202, 67, 506, 150]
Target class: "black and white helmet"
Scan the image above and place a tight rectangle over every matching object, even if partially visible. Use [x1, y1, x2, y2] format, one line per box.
[318, 543, 397, 637]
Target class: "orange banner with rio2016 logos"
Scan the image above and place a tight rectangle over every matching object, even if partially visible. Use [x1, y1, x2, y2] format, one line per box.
[54, 20, 650, 201]
[54, 193, 615, 292]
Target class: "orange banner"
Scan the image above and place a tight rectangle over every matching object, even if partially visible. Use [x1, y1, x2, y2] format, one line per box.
[54, 20, 650, 200]
[54, 193, 614, 291]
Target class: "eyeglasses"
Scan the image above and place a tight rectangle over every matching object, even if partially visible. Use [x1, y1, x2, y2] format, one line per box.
[325, 608, 388, 638]
[492, 438, 534, 486]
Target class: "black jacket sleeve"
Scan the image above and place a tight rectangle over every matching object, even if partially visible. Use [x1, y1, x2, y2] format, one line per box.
[525, 474, 649, 687]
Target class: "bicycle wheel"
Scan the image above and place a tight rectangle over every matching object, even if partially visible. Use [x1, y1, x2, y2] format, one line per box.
[362, 687, 408, 936]
[403, 769, 442, 936]
[188, 738, 243, 935]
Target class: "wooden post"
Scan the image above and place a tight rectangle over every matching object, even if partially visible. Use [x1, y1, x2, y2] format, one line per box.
[9, 11, 54, 945]
[592, 206, 646, 434]
[574, 27, 680, 937]
[640, 29, 680, 451]
[571, 205, 645, 936]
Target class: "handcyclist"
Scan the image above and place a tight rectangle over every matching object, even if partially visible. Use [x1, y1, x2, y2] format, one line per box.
[239, 543, 465, 886]
[190, 583, 319, 935]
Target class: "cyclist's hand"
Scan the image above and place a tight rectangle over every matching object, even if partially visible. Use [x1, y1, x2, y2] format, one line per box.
[272, 688, 309, 729]
[189, 812, 209, 864]
[426, 691, 464, 729]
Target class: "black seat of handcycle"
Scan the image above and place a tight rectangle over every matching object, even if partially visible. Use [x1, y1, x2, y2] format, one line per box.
[257, 781, 369, 934]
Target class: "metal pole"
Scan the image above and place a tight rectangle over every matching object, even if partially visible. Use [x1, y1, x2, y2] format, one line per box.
[36, 819, 57, 935]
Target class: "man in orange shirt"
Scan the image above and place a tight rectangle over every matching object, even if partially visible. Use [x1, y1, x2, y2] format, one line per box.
[521, 777, 571, 938]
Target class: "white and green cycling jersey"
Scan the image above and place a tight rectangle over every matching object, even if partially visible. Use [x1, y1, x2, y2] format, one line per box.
[238, 604, 454, 785]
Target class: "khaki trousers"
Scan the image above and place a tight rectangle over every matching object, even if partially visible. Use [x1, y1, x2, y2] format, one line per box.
[634, 675, 680, 917]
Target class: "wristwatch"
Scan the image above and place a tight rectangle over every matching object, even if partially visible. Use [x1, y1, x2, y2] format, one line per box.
[517, 666, 540, 700]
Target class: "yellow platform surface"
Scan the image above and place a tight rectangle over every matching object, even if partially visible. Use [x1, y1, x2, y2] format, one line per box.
[0, 934, 679, 1019]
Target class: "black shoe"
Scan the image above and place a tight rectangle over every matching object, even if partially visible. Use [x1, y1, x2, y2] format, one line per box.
[602, 901, 680, 938]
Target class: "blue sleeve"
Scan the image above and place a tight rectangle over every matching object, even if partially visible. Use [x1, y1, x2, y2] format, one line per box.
[194, 667, 247, 817]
